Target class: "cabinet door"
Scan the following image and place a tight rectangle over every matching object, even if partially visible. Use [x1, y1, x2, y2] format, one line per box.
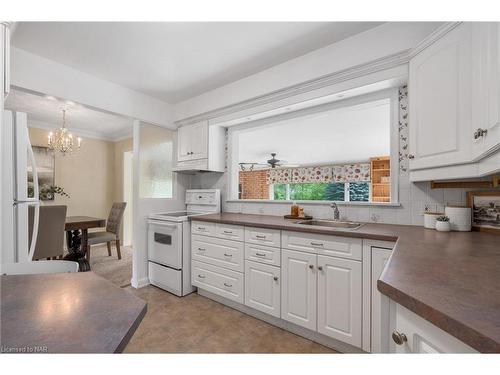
[281, 249, 317, 330]
[177, 121, 208, 161]
[177, 125, 192, 162]
[189, 121, 208, 160]
[409, 23, 472, 170]
[244, 260, 280, 317]
[391, 303, 477, 353]
[371, 247, 392, 353]
[317, 255, 362, 347]
[472, 23, 500, 159]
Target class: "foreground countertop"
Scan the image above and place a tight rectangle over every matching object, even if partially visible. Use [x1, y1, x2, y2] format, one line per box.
[1, 272, 146, 353]
[191, 212, 500, 353]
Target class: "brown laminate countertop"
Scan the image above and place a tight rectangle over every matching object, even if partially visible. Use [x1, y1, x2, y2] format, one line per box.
[191, 212, 500, 353]
[0, 272, 147, 353]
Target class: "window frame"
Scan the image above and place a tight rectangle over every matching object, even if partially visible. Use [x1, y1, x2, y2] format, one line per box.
[227, 88, 400, 206]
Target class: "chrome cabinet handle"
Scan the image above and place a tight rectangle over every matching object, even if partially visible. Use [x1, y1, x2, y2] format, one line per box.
[318, 266, 323, 271]
[474, 128, 488, 139]
[223, 230, 233, 234]
[310, 242, 324, 247]
[255, 252, 266, 257]
[224, 283, 232, 288]
[309, 264, 314, 269]
[256, 235, 266, 239]
[198, 274, 205, 279]
[223, 253, 232, 257]
[392, 331, 407, 345]
[273, 276, 278, 281]
[197, 227, 206, 231]
[197, 247, 206, 251]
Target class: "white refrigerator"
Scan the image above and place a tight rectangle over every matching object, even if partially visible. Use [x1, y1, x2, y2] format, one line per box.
[1, 110, 40, 264]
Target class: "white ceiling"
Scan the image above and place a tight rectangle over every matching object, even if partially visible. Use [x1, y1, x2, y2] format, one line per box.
[12, 22, 384, 103]
[5, 89, 133, 141]
[238, 99, 391, 167]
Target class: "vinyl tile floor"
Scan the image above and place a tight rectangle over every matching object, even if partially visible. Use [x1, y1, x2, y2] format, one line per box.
[124, 285, 337, 353]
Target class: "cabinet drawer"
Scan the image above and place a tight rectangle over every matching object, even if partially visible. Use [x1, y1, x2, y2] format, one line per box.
[215, 223, 244, 241]
[245, 243, 280, 267]
[148, 261, 182, 296]
[192, 260, 244, 304]
[245, 227, 281, 248]
[192, 235, 244, 272]
[282, 231, 362, 260]
[191, 221, 216, 236]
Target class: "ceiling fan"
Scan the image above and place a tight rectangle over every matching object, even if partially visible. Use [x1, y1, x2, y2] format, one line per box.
[239, 153, 298, 171]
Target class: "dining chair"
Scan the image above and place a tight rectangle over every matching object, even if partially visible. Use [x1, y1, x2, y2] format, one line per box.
[1, 260, 79, 275]
[87, 202, 127, 260]
[28, 205, 67, 261]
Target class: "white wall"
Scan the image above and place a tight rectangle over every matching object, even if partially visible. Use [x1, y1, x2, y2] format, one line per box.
[174, 22, 442, 121]
[11, 47, 175, 128]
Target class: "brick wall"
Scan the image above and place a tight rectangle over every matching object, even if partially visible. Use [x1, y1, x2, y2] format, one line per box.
[239, 170, 269, 199]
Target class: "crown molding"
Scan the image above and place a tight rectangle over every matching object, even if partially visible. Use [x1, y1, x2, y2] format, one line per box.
[175, 49, 412, 127]
[409, 22, 462, 58]
[175, 22, 461, 128]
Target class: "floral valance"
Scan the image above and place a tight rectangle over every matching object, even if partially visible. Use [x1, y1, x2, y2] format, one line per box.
[266, 163, 370, 184]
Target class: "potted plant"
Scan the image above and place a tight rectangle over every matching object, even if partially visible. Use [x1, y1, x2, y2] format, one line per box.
[28, 184, 70, 201]
[435, 216, 451, 232]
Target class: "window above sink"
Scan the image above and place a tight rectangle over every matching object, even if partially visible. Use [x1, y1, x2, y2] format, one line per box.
[227, 89, 400, 205]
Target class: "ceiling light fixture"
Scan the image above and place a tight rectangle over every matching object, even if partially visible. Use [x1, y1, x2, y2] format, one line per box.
[47, 110, 81, 156]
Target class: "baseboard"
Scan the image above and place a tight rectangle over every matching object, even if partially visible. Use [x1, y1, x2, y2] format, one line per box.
[197, 288, 365, 353]
[131, 277, 150, 289]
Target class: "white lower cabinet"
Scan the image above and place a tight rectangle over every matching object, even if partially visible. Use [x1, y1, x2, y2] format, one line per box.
[244, 260, 280, 317]
[317, 255, 362, 347]
[391, 303, 477, 353]
[192, 223, 390, 352]
[371, 247, 393, 353]
[281, 249, 317, 330]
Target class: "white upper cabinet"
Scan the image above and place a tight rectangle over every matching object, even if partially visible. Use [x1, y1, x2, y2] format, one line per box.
[175, 120, 225, 172]
[409, 22, 500, 181]
[471, 23, 500, 159]
[317, 255, 362, 347]
[177, 121, 208, 162]
[409, 23, 473, 170]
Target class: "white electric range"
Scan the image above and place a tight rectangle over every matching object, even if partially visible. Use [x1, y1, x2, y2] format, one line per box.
[147, 189, 220, 296]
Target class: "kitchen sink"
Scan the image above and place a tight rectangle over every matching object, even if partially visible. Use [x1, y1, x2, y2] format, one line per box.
[296, 220, 363, 229]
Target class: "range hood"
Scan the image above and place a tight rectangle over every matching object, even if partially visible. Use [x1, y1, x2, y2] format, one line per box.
[173, 158, 224, 174]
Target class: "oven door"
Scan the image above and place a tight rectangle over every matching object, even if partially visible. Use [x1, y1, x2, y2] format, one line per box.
[148, 220, 183, 269]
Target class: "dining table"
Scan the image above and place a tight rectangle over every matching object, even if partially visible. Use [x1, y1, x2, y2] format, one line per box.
[0, 272, 146, 353]
[63, 216, 106, 272]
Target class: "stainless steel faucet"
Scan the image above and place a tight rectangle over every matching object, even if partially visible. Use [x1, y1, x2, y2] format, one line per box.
[330, 202, 340, 221]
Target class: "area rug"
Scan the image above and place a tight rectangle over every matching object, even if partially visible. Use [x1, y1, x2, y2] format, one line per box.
[89, 244, 132, 287]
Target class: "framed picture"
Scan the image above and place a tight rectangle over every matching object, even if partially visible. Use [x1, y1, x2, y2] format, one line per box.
[466, 191, 500, 234]
[28, 146, 56, 201]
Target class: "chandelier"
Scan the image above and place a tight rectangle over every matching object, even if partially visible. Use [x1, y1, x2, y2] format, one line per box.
[48, 110, 81, 155]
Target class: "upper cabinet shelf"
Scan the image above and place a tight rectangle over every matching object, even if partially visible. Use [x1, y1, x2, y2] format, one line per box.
[174, 120, 225, 173]
[408, 23, 500, 181]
